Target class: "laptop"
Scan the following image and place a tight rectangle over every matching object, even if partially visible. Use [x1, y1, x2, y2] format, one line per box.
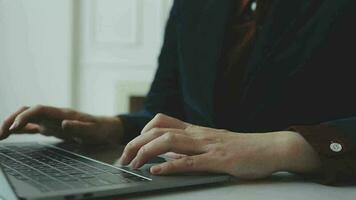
[0, 163, 18, 200]
[0, 142, 230, 200]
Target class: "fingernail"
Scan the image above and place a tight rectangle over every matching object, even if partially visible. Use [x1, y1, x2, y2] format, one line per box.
[134, 161, 140, 169]
[131, 160, 139, 169]
[119, 154, 127, 165]
[151, 166, 161, 174]
[9, 121, 19, 131]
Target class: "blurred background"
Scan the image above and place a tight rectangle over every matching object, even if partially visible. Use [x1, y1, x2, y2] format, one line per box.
[0, 0, 173, 121]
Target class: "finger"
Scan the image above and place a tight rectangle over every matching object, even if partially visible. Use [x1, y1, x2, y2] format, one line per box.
[0, 106, 29, 139]
[131, 133, 203, 169]
[61, 120, 96, 143]
[141, 113, 189, 134]
[164, 152, 187, 159]
[14, 124, 41, 134]
[9, 105, 94, 132]
[0, 124, 40, 139]
[150, 154, 220, 175]
[119, 128, 186, 165]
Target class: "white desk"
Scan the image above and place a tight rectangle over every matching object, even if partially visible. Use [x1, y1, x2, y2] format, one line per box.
[2, 135, 356, 200]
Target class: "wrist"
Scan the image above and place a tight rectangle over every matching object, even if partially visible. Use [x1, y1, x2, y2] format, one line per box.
[274, 131, 321, 173]
[102, 116, 124, 145]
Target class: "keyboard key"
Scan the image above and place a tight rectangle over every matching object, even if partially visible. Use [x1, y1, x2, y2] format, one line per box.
[45, 181, 71, 191]
[25, 181, 51, 192]
[66, 180, 92, 189]
[73, 173, 95, 179]
[96, 173, 129, 184]
[82, 177, 111, 187]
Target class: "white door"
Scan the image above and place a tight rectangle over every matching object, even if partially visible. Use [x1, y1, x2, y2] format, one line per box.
[77, 0, 173, 115]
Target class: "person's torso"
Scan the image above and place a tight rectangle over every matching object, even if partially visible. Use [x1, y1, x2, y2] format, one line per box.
[174, 0, 356, 132]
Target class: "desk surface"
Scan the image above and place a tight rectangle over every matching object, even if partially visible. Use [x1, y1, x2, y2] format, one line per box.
[1, 135, 356, 200]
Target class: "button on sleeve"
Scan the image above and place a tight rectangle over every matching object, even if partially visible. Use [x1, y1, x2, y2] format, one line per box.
[287, 124, 356, 185]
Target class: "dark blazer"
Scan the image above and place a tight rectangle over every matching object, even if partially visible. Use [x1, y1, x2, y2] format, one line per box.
[120, 0, 356, 184]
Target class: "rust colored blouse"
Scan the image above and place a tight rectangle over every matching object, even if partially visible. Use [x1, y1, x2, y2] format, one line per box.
[215, 0, 272, 131]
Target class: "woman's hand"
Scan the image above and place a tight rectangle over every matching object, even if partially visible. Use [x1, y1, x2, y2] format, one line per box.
[0, 105, 123, 145]
[119, 114, 321, 179]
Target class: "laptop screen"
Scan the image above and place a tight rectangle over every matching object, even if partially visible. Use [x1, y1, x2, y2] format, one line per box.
[0, 164, 18, 200]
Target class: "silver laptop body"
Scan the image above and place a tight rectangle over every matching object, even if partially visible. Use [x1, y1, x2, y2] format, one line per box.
[0, 164, 18, 200]
[0, 142, 230, 200]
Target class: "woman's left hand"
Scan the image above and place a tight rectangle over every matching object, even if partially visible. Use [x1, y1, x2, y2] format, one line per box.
[119, 114, 321, 179]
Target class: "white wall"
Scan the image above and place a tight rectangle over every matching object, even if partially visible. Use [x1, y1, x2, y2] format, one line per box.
[0, 0, 72, 121]
[0, 0, 173, 122]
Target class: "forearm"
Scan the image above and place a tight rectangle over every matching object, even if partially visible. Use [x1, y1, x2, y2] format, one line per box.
[93, 116, 124, 146]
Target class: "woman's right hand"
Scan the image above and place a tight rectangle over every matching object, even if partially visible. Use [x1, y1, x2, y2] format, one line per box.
[0, 105, 123, 145]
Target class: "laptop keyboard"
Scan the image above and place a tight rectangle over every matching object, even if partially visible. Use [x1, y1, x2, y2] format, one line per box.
[0, 143, 149, 193]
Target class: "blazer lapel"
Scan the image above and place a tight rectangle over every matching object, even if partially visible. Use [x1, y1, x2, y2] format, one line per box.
[179, 0, 233, 125]
[239, 0, 353, 121]
[239, 0, 316, 107]
[243, 0, 313, 82]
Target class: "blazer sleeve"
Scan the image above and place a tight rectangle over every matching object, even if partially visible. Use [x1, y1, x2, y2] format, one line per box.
[119, 1, 184, 144]
[289, 118, 356, 185]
